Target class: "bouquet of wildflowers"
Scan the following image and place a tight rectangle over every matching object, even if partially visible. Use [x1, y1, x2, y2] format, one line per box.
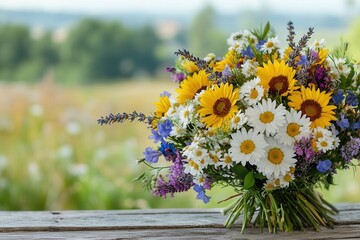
[99, 22, 360, 233]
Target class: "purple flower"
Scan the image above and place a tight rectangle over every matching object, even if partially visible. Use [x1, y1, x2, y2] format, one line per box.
[193, 184, 210, 203]
[316, 159, 332, 173]
[160, 91, 171, 97]
[149, 128, 163, 143]
[171, 73, 186, 83]
[164, 67, 176, 73]
[158, 119, 172, 138]
[143, 147, 161, 163]
[222, 65, 232, 78]
[152, 153, 193, 198]
[341, 137, 360, 162]
[345, 90, 358, 107]
[336, 114, 349, 130]
[332, 90, 345, 105]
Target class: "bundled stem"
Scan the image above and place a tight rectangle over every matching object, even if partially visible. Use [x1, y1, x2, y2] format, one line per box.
[222, 186, 337, 233]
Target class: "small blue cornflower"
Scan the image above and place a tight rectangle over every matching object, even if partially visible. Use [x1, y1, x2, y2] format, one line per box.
[193, 184, 210, 203]
[345, 90, 358, 107]
[331, 89, 345, 105]
[316, 159, 332, 173]
[159, 142, 177, 157]
[160, 91, 171, 97]
[256, 39, 266, 50]
[298, 55, 309, 66]
[241, 46, 254, 58]
[350, 121, 360, 130]
[149, 128, 163, 143]
[336, 114, 349, 130]
[143, 147, 161, 163]
[158, 119, 172, 138]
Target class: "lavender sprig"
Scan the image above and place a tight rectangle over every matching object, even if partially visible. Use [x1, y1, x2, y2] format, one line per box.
[287, 27, 314, 69]
[286, 21, 296, 49]
[175, 48, 208, 71]
[97, 111, 153, 125]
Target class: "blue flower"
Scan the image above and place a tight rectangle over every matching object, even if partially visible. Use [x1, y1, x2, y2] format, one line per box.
[159, 142, 177, 157]
[298, 55, 309, 66]
[336, 114, 349, 130]
[331, 89, 344, 105]
[241, 46, 254, 58]
[316, 159, 332, 173]
[345, 90, 358, 107]
[149, 128, 163, 143]
[256, 39, 266, 50]
[222, 65, 232, 77]
[160, 91, 171, 97]
[193, 184, 210, 203]
[350, 121, 360, 130]
[158, 119, 172, 138]
[143, 147, 161, 163]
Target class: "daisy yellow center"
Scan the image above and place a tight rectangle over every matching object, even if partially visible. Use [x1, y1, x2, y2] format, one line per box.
[301, 100, 322, 121]
[240, 140, 255, 154]
[265, 182, 275, 190]
[195, 150, 203, 157]
[224, 155, 232, 164]
[289, 166, 295, 174]
[259, 111, 274, 123]
[320, 141, 328, 147]
[183, 110, 190, 118]
[250, 88, 259, 99]
[315, 132, 323, 139]
[274, 178, 281, 186]
[233, 116, 241, 124]
[284, 173, 292, 182]
[266, 42, 274, 48]
[213, 97, 231, 117]
[268, 75, 289, 95]
[268, 148, 284, 164]
[287, 122, 301, 137]
[211, 155, 219, 163]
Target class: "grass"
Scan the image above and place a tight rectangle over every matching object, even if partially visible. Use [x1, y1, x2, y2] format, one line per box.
[0, 79, 359, 210]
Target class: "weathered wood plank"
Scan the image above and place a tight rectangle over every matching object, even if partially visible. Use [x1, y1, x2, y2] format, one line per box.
[0, 203, 359, 239]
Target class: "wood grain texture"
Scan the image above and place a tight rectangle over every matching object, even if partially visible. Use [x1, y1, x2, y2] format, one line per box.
[0, 203, 359, 239]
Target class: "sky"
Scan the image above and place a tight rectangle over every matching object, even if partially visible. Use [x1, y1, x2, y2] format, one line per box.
[0, 0, 358, 16]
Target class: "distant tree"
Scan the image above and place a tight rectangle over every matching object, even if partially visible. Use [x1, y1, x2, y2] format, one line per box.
[58, 18, 161, 83]
[187, 5, 227, 58]
[0, 24, 31, 80]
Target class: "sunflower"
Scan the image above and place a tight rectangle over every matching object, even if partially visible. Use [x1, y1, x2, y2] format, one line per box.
[198, 83, 239, 129]
[154, 94, 171, 118]
[176, 70, 211, 105]
[288, 85, 337, 128]
[213, 50, 238, 72]
[181, 59, 199, 74]
[257, 60, 298, 96]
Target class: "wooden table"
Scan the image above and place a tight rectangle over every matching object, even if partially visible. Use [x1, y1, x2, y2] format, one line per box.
[0, 203, 359, 239]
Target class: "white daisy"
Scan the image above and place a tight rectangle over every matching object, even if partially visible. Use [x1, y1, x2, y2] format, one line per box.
[184, 159, 203, 176]
[208, 150, 223, 168]
[311, 39, 326, 50]
[230, 111, 248, 130]
[241, 59, 259, 77]
[260, 36, 279, 53]
[275, 108, 311, 146]
[178, 104, 195, 128]
[312, 127, 332, 140]
[240, 77, 264, 106]
[257, 138, 297, 178]
[245, 98, 287, 136]
[316, 136, 334, 152]
[335, 58, 351, 76]
[229, 128, 268, 166]
[220, 153, 234, 169]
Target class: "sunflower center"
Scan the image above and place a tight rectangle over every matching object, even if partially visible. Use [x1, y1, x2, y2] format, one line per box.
[301, 100, 322, 121]
[268, 75, 289, 95]
[213, 97, 231, 117]
[268, 148, 284, 164]
[286, 122, 301, 137]
[249, 88, 259, 99]
[240, 140, 255, 154]
[259, 111, 274, 123]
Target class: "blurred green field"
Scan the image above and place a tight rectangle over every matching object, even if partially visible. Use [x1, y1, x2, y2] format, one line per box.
[0, 80, 359, 210]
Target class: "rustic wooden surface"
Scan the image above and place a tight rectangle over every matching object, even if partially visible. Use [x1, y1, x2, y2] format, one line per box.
[0, 203, 359, 239]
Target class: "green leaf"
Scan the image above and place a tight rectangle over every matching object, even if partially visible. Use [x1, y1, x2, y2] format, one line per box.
[244, 171, 255, 190]
[232, 164, 249, 180]
[262, 21, 271, 39]
[254, 172, 266, 180]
